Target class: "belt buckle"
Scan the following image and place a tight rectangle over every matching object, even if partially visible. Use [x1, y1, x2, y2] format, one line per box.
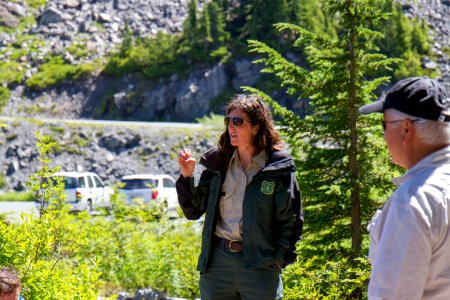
[228, 240, 240, 252]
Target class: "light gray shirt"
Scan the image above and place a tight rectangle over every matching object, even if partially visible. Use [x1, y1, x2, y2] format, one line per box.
[368, 145, 450, 300]
[215, 149, 268, 241]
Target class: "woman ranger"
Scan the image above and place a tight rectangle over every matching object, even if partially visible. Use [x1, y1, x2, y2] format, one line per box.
[176, 94, 303, 300]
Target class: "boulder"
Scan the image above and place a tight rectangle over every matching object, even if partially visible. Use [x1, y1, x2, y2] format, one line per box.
[0, 4, 20, 28]
[38, 8, 65, 25]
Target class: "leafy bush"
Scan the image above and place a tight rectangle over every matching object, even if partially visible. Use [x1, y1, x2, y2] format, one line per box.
[80, 193, 201, 298]
[0, 210, 101, 299]
[0, 132, 201, 298]
[196, 113, 225, 129]
[66, 42, 93, 60]
[0, 133, 102, 299]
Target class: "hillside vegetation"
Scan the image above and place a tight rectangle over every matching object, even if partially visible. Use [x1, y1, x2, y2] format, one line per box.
[0, 0, 440, 115]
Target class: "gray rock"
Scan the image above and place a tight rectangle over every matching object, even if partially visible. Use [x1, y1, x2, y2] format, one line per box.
[64, 0, 80, 9]
[6, 160, 19, 176]
[424, 60, 438, 69]
[38, 8, 66, 25]
[0, 5, 20, 28]
[232, 59, 263, 90]
[134, 288, 166, 300]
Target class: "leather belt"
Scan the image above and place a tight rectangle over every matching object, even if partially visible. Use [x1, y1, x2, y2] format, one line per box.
[214, 236, 243, 253]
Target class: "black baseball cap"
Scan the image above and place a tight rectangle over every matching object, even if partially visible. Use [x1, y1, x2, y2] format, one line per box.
[359, 76, 450, 122]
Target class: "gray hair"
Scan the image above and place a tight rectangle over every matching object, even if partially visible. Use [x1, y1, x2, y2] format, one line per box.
[387, 109, 450, 145]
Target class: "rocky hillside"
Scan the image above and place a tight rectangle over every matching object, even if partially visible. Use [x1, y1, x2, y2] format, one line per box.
[1, 0, 206, 63]
[1, 118, 218, 191]
[1, 0, 449, 122]
[399, 0, 450, 87]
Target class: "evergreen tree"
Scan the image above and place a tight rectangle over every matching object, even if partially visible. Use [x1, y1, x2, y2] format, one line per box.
[184, 0, 198, 42]
[246, 0, 400, 261]
[179, 0, 230, 63]
[243, 0, 290, 45]
[201, 2, 230, 49]
[375, 0, 434, 79]
[290, 0, 336, 40]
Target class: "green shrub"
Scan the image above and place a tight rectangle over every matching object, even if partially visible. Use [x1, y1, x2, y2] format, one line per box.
[283, 256, 371, 300]
[25, 56, 94, 90]
[0, 210, 101, 299]
[442, 46, 450, 57]
[0, 87, 10, 112]
[0, 61, 26, 85]
[74, 136, 89, 148]
[24, 0, 48, 9]
[104, 32, 185, 79]
[80, 192, 201, 298]
[66, 42, 93, 59]
[394, 50, 438, 79]
[0, 132, 102, 299]
[49, 124, 65, 135]
[6, 133, 18, 141]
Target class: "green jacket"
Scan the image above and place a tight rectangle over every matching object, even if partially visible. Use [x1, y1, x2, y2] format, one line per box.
[176, 148, 303, 272]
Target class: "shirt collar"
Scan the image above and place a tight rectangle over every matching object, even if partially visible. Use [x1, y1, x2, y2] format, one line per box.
[393, 145, 450, 185]
[253, 149, 268, 168]
[230, 149, 268, 168]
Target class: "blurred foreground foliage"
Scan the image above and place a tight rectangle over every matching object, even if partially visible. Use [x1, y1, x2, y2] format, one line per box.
[0, 133, 201, 299]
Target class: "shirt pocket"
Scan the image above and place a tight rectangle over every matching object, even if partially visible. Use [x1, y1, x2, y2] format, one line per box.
[219, 186, 234, 216]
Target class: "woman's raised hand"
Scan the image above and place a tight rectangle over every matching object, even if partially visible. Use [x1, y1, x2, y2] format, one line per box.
[178, 148, 196, 178]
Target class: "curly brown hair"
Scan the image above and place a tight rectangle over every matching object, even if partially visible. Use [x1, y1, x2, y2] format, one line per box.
[218, 94, 283, 163]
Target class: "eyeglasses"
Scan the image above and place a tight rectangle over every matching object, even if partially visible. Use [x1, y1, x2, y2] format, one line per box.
[224, 116, 252, 127]
[382, 119, 424, 131]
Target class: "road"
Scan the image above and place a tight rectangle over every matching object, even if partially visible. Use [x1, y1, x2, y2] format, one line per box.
[0, 116, 211, 130]
[0, 201, 38, 222]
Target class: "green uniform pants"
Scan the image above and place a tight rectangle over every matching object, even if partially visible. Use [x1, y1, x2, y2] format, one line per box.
[200, 247, 283, 300]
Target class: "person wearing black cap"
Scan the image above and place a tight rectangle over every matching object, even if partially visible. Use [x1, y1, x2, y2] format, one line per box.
[360, 76, 450, 300]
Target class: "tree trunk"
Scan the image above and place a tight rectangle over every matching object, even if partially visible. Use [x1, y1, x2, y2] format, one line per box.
[347, 0, 362, 257]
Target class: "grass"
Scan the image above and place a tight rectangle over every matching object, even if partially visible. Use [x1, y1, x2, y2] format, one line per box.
[0, 191, 35, 202]
[196, 113, 225, 131]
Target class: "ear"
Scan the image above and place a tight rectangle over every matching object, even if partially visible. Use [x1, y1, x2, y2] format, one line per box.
[253, 124, 260, 134]
[402, 119, 415, 144]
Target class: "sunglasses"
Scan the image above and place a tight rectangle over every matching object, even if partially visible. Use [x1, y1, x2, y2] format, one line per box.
[224, 116, 252, 127]
[381, 119, 423, 131]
